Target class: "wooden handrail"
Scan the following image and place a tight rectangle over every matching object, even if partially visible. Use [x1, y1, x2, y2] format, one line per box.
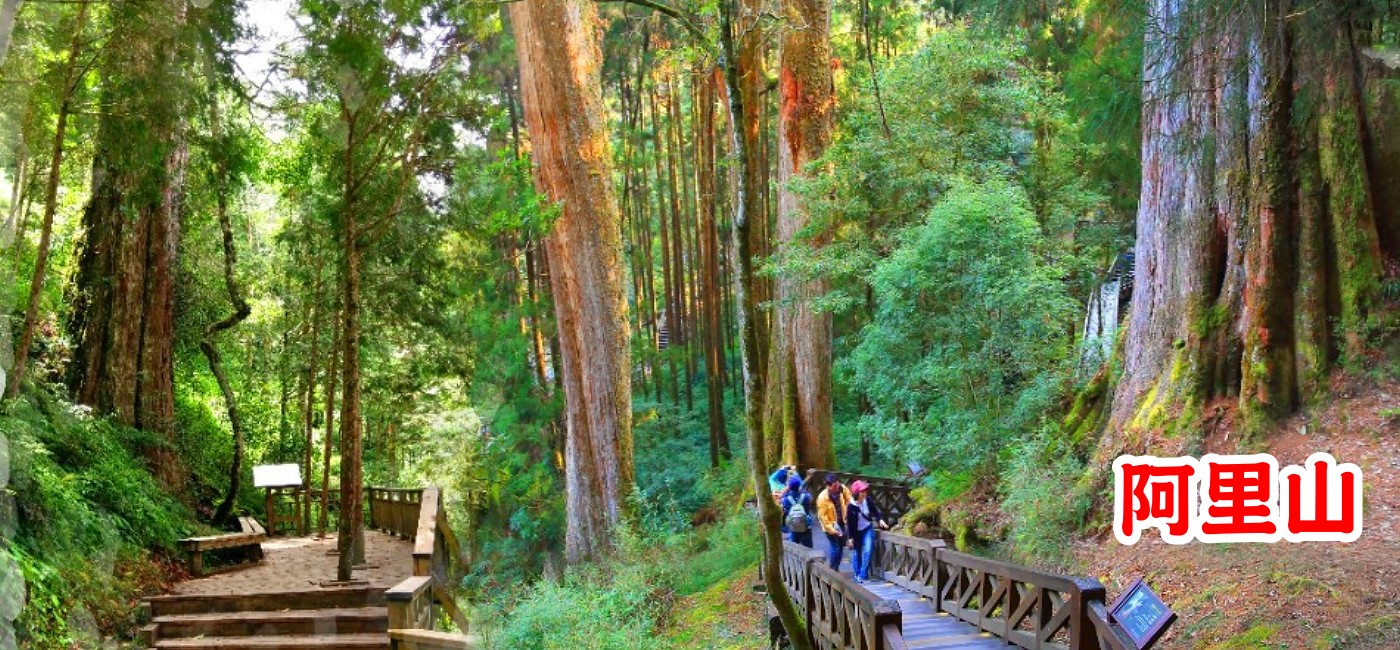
[768, 470, 1132, 650]
[1086, 600, 1136, 650]
[809, 561, 906, 650]
[379, 485, 470, 645]
[803, 468, 916, 522]
[873, 530, 943, 600]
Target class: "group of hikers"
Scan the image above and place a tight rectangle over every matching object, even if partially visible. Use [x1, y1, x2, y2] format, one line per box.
[767, 465, 890, 583]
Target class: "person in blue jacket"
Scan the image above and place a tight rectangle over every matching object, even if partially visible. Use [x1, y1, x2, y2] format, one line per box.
[780, 475, 814, 548]
[768, 465, 796, 501]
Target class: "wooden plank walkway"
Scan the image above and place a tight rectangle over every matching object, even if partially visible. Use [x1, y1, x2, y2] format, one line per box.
[811, 531, 1004, 649]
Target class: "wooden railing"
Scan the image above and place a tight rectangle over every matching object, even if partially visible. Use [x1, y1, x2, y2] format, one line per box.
[368, 487, 425, 539]
[872, 530, 942, 600]
[803, 469, 916, 522]
[374, 486, 473, 649]
[771, 471, 1139, 650]
[810, 560, 904, 650]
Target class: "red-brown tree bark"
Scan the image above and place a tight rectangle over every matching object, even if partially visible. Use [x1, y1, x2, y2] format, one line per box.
[510, 0, 635, 563]
[1106, 0, 1394, 440]
[772, 0, 835, 469]
[67, 0, 189, 490]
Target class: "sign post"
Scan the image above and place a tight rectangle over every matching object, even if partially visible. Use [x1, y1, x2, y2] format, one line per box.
[1107, 577, 1176, 649]
[252, 464, 303, 537]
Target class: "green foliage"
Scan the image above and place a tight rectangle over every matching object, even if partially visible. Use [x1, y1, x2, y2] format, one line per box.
[999, 431, 1090, 563]
[483, 480, 759, 650]
[1, 387, 196, 648]
[846, 179, 1076, 474]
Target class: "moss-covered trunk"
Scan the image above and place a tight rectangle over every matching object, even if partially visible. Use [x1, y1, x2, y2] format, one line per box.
[1105, 0, 1394, 446]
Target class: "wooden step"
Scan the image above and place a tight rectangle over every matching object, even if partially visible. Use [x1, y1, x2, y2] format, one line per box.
[154, 607, 388, 638]
[152, 632, 390, 650]
[145, 587, 385, 617]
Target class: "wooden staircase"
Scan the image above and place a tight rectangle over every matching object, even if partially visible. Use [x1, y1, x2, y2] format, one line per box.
[141, 586, 391, 650]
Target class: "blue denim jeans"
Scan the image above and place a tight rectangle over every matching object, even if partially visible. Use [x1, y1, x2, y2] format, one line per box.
[790, 528, 813, 548]
[825, 532, 844, 570]
[851, 525, 876, 580]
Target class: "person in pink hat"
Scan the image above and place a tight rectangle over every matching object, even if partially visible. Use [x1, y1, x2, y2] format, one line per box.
[846, 480, 890, 583]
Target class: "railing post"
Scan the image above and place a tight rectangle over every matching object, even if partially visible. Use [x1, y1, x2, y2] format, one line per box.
[1070, 578, 1107, 650]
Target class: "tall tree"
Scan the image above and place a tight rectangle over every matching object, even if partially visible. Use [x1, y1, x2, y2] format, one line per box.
[204, 86, 252, 525]
[0, 0, 18, 65]
[1107, 0, 1396, 437]
[771, 0, 836, 468]
[67, 0, 192, 490]
[696, 64, 730, 467]
[715, 0, 811, 644]
[510, 0, 635, 563]
[7, 0, 89, 399]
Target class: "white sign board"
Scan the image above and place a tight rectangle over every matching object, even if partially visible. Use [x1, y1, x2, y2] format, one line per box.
[252, 463, 303, 488]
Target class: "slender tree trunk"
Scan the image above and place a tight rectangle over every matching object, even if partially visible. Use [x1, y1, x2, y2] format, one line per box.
[301, 253, 324, 533]
[697, 64, 728, 466]
[336, 88, 366, 580]
[650, 85, 681, 405]
[319, 300, 342, 538]
[7, 0, 88, 399]
[0, 0, 19, 66]
[511, 0, 635, 563]
[717, 0, 810, 644]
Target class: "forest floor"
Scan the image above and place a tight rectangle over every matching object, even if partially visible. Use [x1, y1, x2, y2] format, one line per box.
[661, 560, 766, 648]
[1073, 372, 1400, 649]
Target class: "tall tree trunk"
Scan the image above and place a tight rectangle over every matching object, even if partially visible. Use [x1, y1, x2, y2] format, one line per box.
[510, 0, 635, 564]
[8, 0, 89, 399]
[319, 300, 342, 538]
[67, 0, 189, 490]
[1105, 0, 1391, 442]
[773, 0, 835, 469]
[300, 252, 324, 533]
[650, 84, 681, 405]
[697, 64, 729, 467]
[717, 0, 810, 644]
[336, 88, 366, 580]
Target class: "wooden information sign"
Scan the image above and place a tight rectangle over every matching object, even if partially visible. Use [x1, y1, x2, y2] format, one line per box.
[1107, 577, 1176, 649]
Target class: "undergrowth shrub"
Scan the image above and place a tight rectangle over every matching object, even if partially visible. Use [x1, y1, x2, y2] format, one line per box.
[485, 459, 760, 650]
[1, 386, 194, 648]
[1000, 432, 1091, 565]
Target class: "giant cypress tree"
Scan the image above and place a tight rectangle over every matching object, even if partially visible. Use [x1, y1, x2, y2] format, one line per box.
[68, 0, 194, 490]
[770, 0, 836, 469]
[509, 0, 635, 564]
[1108, 0, 1397, 438]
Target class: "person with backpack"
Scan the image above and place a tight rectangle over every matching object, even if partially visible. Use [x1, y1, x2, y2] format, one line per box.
[846, 480, 889, 583]
[816, 474, 852, 570]
[768, 464, 796, 502]
[780, 475, 814, 548]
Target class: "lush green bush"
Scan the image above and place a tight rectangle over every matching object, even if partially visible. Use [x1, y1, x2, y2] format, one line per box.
[1, 386, 196, 648]
[846, 179, 1076, 481]
[483, 481, 760, 650]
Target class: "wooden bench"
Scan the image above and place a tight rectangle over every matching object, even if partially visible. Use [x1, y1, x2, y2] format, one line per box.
[178, 517, 266, 577]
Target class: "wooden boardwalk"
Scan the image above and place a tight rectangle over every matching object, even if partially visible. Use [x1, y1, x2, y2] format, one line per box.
[775, 471, 1135, 650]
[812, 532, 1004, 649]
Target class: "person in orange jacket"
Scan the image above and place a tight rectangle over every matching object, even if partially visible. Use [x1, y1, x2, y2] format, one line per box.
[816, 473, 852, 570]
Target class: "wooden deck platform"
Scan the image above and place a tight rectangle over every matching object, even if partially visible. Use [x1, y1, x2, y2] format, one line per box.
[171, 530, 413, 596]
